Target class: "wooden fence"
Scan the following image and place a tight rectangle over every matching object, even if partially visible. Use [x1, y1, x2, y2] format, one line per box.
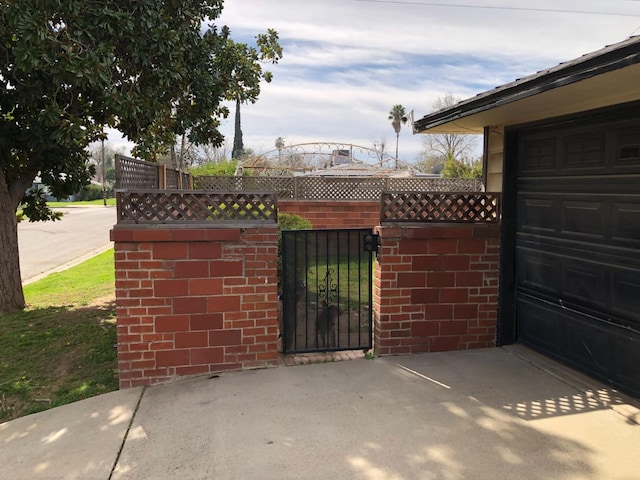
[194, 175, 484, 200]
[115, 154, 192, 190]
[114, 155, 498, 225]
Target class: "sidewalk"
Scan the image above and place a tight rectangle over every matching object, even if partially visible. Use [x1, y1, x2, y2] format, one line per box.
[2, 346, 639, 479]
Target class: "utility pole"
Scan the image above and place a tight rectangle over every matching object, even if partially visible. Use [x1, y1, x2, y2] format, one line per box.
[102, 139, 107, 207]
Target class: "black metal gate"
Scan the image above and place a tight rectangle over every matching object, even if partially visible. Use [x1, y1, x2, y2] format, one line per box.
[281, 229, 376, 354]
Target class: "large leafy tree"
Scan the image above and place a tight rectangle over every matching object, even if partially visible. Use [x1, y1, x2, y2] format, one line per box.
[388, 104, 407, 168]
[0, 1, 282, 314]
[229, 30, 282, 159]
[418, 93, 479, 174]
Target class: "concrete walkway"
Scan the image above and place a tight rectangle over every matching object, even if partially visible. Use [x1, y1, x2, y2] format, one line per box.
[1, 346, 639, 479]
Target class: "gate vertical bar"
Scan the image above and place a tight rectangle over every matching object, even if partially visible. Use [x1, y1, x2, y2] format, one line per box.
[281, 228, 374, 354]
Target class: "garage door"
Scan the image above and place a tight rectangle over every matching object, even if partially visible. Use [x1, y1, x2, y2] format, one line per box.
[515, 111, 640, 397]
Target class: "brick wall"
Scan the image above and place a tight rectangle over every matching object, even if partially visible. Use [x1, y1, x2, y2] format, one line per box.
[111, 226, 279, 388]
[373, 224, 500, 355]
[279, 200, 379, 229]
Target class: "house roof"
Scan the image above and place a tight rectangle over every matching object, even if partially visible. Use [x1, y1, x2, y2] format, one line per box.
[299, 162, 425, 177]
[414, 35, 640, 134]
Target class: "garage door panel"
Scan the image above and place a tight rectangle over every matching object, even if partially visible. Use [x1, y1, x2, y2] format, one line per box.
[516, 296, 565, 353]
[517, 248, 611, 322]
[612, 271, 640, 329]
[518, 190, 640, 248]
[519, 118, 640, 177]
[615, 335, 640, 396]
[518, 240, 638, 329]
[520, 137, 557, 174]
[615, 125, 640, 170]
[518, 175, 640, 194]
[516, 249, 559, 295]
[514, 110, 640, 398]
[563, 131, 606, 171]
[612, 202, 640, 247]
[561, 200, 605, 239]
[562, 260, 608, 312]
[519, 295, 640, 396]
[563, 314, 616, 377]
[516, 196, 558, 234]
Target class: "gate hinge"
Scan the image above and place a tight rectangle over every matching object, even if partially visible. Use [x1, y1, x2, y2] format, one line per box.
[363, 233, 379, 254]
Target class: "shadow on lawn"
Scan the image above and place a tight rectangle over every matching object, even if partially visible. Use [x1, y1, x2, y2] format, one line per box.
[0, 301, 118, 422]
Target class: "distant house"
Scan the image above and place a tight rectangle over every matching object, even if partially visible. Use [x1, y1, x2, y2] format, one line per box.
[29, 176, 76, 202]
[28, 177, 57, 202]
[300, 161, 426, 178]
[414, 36, 640, 396]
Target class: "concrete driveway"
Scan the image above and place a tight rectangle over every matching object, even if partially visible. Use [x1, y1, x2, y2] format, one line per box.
[1, 346, 639, 479]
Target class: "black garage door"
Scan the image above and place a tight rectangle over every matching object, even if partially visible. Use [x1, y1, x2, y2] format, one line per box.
[513, 108, 640, 397]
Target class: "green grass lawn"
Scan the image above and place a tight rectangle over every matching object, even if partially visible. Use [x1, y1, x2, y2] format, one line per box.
[48, 198, 116, 207]
[0, 249, 118, 422]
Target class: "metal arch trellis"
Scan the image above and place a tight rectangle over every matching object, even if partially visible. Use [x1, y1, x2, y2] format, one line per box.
[240, 142, 420, 173]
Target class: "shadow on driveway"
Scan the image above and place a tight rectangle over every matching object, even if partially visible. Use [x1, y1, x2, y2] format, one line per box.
[111, 346, 639, 479]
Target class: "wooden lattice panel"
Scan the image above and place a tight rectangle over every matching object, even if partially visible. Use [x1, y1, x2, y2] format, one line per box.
[194, 176, 483, 200]
[181, 173, 191, 189]
[165, 169, 181, 189]
[195, 176, 296, 198]
[115, 154, 191, 190]
[117, 190, 277, 224]
[381, 192, 501, 223]
[115, 155, 159, 190]
[194, 176, 242, 190]
[387, 177, 483, 193]
[296, 177, 388, 200]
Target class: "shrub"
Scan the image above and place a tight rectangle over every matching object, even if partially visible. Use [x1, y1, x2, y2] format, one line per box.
[277, 213, 312, 287]
[76, 184, 105, 201]
[189, 160, 238, 177]
[278, 212, 312, 233]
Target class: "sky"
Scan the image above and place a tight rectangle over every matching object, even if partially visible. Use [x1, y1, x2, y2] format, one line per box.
[109, 0, 640, 165]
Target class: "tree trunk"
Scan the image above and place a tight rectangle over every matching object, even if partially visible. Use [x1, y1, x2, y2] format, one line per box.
[232, 98, 243, 159]
[395, 132, 399, 169]
[0, 175, 26, 314]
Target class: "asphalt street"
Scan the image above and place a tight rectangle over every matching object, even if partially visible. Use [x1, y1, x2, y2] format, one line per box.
[17, 205, 117, 283]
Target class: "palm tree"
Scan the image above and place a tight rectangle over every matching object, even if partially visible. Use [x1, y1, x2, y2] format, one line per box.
[388, 104, 407, 169]
[275, 137, 285, 161]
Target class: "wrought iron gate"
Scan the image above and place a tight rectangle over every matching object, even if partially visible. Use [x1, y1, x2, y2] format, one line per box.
[281, 229, 376, 354]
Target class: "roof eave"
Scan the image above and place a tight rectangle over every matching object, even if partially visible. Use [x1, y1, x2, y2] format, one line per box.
[414, 37, 640, 133]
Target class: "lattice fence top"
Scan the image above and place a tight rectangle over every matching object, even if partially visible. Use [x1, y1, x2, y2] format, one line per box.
[195, 176, 483, 200]
[115, 154, 191, 190]
[165, 169, 180, 189]
[386, 177, 483, 192]
[381, 192, 501, 223]
[116, 190, 277, 224]
[115, 155, 159, 190]
[195, 176, 296, 198]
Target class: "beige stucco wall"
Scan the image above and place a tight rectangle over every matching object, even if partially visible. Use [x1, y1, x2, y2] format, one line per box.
[485, 126, 504, 192]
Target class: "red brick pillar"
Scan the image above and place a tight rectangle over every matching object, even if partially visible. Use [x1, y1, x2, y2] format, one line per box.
[373, 224, 500, 355]
[111, 226, 279, 388]
[278, 200, 380, 229]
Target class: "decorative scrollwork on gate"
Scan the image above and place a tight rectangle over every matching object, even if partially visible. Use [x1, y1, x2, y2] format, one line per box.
[317, 268, 339, 306]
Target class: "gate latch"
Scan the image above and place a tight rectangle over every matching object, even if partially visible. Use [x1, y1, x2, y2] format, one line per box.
[363, 233, 379, 254]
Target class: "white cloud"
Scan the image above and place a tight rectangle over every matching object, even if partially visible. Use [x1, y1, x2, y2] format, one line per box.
[213, 0, 640, 162]
[112, 1, 640, 163]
